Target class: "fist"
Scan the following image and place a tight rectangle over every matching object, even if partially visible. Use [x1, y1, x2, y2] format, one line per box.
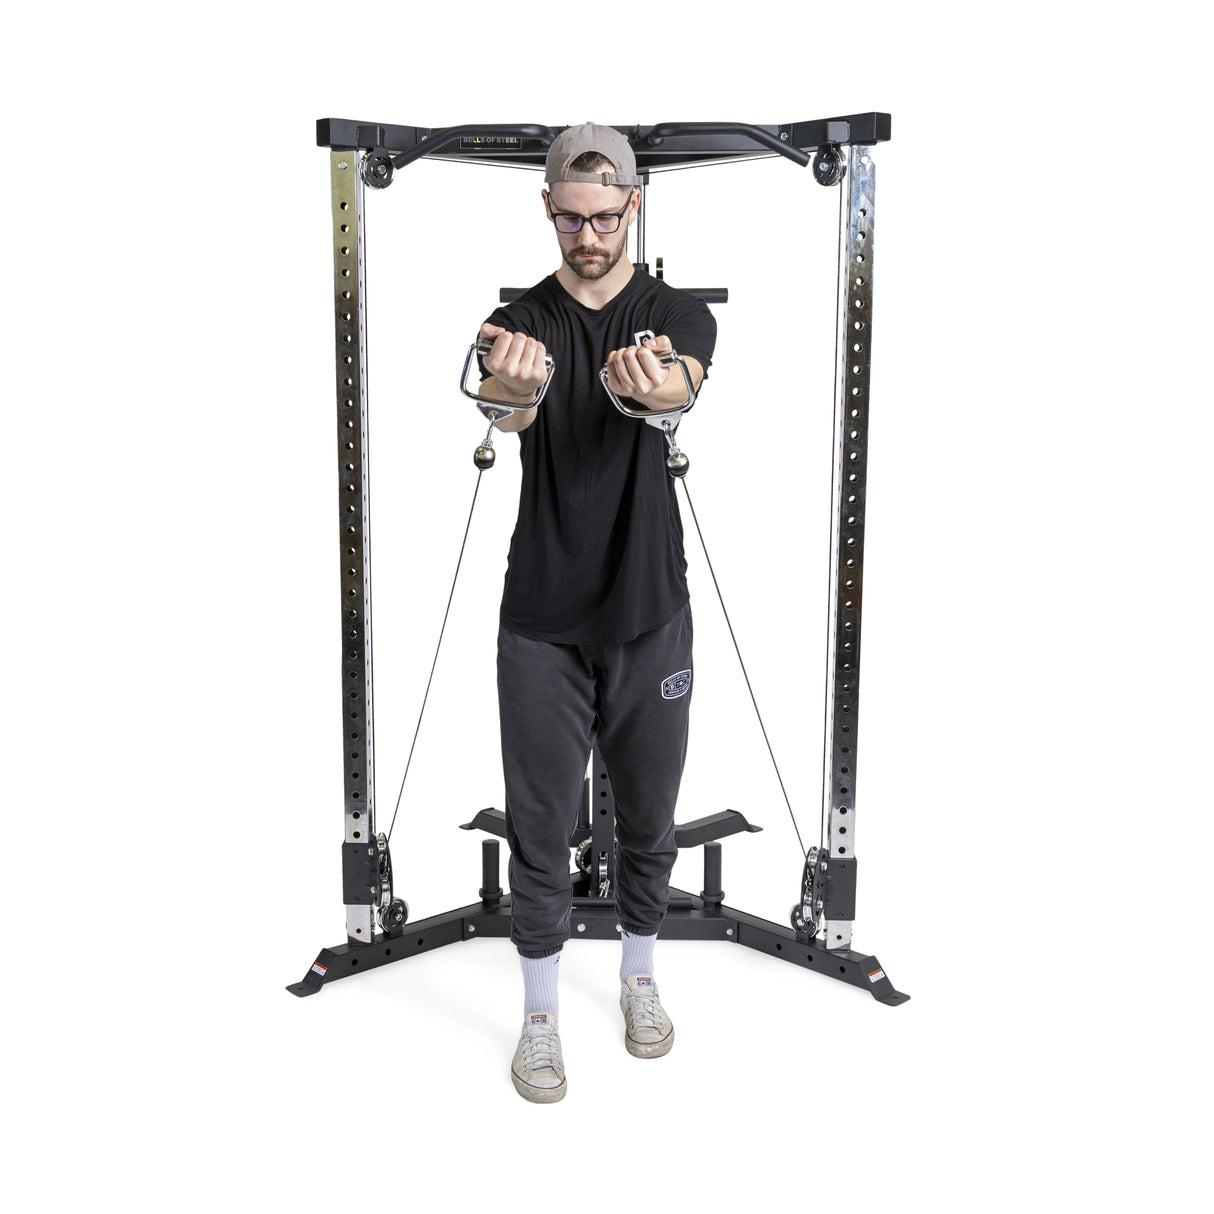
[479, 322, 548, 401]
[605, 334, 673, 399]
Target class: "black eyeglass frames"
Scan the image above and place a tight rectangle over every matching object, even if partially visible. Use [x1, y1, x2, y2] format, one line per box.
[545, 194, 635, 235]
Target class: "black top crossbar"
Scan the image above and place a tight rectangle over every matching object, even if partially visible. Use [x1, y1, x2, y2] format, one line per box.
[317, 115, 891, 173]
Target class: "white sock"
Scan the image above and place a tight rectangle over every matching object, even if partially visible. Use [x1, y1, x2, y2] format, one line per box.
[521, 951, 561, 1020]
[620, 930, 656, 983]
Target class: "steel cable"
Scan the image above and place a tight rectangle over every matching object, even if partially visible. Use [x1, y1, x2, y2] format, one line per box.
[385, 469, 484, 845]
[679, 478, 807, 859]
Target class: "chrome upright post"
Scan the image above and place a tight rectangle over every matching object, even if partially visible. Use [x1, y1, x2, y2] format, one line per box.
[820, 146, 876, 951]
[330, 150, 378, 945]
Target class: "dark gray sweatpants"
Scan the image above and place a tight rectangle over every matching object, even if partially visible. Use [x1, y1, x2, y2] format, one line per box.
[498, 604, 693, 957]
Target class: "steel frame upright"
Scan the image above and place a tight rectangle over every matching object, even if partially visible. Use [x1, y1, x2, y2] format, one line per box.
[819, 146, 877, 950]
[329, 150, 380, 945]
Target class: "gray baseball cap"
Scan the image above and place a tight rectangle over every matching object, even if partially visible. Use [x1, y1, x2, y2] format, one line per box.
[545, 123, 642, 187]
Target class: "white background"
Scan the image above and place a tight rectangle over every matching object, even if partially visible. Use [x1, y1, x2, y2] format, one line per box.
[5, 2, 1208, 1210]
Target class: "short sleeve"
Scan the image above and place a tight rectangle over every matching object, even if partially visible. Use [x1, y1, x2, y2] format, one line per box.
[660, 291, 717, 379]
[476, 285, 553, 381]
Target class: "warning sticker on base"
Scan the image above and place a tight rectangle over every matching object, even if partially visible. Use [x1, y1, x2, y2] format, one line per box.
[311, 962, 328, 977]
[867, 968, 885, 984]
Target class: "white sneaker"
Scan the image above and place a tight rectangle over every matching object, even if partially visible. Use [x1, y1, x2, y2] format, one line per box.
[620, 975, 674, 1058]
[510, 1012, 567, 1103]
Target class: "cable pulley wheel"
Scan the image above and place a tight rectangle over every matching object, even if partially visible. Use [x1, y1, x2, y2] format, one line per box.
[575, 839, 592, 874]
[812, 145, 845, 187]
[381, 898, 409, 935]
[361, 152, 394, 189]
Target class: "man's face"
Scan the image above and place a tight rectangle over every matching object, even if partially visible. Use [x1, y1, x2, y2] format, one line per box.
[544, 182, 637, 281]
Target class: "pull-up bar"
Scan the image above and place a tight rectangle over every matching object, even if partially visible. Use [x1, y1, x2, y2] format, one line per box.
[316, 114, 890, 173]
[645, 121, 812, 167]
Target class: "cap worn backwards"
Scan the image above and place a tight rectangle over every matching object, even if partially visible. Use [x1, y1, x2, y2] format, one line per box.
[545, 123, 643, 187]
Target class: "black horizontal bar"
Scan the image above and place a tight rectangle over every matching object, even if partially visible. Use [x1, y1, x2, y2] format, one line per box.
[288, 890, 906, 1003]
[569, 896, 696, 910]
[649, 122, 810, 167]
[317, 116, 892, 170]
[389, 124, 556, 170]
[318, 118, 428, 151]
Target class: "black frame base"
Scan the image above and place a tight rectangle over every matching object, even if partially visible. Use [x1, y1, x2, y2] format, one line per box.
[287, 888, 909, 1007]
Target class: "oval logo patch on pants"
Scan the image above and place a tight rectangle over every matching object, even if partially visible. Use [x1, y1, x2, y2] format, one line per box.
[661, 669, 692, 699]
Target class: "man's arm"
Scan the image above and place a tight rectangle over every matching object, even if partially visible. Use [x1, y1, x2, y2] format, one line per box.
[477, 322, 548, 433]
[604, 334, 705, 410]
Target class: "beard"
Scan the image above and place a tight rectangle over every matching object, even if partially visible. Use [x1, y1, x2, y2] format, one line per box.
[563, 234, 628, 280]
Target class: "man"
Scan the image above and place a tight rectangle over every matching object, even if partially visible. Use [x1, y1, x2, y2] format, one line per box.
[477, 123, 717, 1103]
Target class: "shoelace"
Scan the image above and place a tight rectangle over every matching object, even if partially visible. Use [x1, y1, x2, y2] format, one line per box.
[523, 1030, 561, 1073]
[624, 990, 663, 1031]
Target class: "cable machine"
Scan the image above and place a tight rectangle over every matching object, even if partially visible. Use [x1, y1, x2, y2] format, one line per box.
[288, 116, 907, 1006]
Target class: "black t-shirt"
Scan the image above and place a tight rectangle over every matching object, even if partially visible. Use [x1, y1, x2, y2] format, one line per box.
[482, 269, 717, 644]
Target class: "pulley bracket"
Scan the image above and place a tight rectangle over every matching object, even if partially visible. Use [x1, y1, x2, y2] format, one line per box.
[342, 833, 408, 934]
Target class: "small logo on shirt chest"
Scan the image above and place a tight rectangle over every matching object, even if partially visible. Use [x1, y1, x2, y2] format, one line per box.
[634, 328, 656, 348]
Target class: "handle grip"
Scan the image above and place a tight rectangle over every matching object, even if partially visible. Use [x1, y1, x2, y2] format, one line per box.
[461, 338, 555, 421]
[599, 348, 697, 422]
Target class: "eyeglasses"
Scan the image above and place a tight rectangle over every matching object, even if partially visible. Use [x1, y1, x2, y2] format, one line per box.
[545, 195, 633, 235]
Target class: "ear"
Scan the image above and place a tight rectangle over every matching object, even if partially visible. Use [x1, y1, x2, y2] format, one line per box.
[627, 187, 640, 225]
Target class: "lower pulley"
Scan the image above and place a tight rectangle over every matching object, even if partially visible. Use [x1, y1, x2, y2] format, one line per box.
[374, 832, 409, 936]
[790, 845, 824, 937]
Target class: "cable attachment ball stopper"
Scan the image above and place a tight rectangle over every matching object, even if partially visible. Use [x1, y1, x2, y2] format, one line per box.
[661, 420, 689, 478]
[474, 415, 499, 469]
